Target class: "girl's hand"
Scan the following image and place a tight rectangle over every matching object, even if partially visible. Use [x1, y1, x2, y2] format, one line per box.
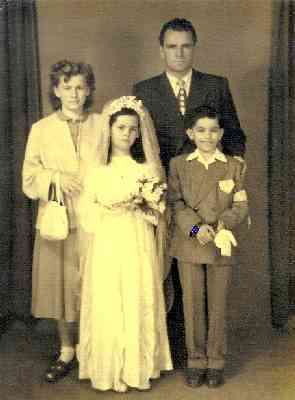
[60, 173, 83, 197]
[197, 224, 215, 246]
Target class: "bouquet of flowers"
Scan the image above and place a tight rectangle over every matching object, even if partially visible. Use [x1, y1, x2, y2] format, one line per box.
[129, 175, 167, 225]
[92, 170, 167, 225]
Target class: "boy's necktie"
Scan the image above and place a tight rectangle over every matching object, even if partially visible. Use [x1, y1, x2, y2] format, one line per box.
[177, 79, 187, 116]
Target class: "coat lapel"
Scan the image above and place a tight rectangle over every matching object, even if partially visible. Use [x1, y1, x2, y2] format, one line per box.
[188, 159, 229, 208]
[186, 69, 208, 113]
[54, 117, 79, 170]
[174, 70, 208, 155]
[156, 73, 179, 116]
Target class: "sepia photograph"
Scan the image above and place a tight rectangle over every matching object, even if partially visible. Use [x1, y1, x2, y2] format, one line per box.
[0, 0, 294, 399]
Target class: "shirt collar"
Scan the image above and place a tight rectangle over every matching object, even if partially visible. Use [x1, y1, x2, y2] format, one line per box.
[186, 148, 227, 167]
[57, 110, 88, 123]
[166, 69, 192, 96]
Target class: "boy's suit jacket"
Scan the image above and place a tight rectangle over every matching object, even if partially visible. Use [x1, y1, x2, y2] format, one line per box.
[22, 112, 101, 229]
[133, 69, 245, 171]
[168, 153, 248, 265]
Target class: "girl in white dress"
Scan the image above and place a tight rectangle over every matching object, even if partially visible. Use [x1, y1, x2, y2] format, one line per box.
[77, 96, 172, 392]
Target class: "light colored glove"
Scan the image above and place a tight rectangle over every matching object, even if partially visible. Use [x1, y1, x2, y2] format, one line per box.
[214, 229, 237, 257]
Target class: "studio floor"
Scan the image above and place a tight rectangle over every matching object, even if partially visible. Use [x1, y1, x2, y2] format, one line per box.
[1, 319, 295, 400]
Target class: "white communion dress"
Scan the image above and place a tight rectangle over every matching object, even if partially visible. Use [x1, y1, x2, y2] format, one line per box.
[77, 156, 172, 392]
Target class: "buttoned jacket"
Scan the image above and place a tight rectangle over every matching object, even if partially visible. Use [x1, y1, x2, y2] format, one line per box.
[168, 152, 248, 264]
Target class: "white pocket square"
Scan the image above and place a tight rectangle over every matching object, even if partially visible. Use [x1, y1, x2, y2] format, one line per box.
[218, 179, 235, 193]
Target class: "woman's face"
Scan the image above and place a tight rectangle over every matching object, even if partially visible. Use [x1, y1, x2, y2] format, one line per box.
[54, 74, 90, 115]
[110, 115, 139, 154]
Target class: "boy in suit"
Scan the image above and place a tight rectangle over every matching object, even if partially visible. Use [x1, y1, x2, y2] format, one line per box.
[168, 105, 248, 388]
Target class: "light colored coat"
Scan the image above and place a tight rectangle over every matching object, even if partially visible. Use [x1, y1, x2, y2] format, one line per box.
[22, 112, 101, 229]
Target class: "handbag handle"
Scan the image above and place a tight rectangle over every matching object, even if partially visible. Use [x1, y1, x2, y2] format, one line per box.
[48, 173, 65, 205]
[55, 173, 65, 206]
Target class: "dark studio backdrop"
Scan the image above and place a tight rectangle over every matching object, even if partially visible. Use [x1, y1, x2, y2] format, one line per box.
[0, 0, 294, 349]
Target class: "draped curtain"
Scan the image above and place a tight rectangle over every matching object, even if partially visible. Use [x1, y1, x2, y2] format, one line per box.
[268, 0, 295, 328]
[0, 0, 41, 329]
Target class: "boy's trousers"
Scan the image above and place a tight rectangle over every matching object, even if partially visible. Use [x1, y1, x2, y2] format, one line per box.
[178, 261, 232, 370]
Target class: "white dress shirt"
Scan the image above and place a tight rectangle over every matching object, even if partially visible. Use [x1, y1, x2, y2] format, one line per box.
[166, 69, 192, 98]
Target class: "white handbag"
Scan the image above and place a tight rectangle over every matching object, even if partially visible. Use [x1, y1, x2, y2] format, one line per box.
[39, 173, 69, 241]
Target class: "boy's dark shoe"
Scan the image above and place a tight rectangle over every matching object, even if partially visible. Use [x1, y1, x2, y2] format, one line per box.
[206, 369, 224, 388]
[45, 357, 77, 383]
[184, 368, 206, 387]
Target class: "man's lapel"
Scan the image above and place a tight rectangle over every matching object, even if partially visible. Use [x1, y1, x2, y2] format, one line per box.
[156, 70, 208, 115]
[186, 69, 208, 113]
[157, 73, 179, 116]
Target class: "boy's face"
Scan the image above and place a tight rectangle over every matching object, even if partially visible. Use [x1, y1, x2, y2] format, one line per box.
[54, 74, 90, 115]
[187, 117, 223, 154]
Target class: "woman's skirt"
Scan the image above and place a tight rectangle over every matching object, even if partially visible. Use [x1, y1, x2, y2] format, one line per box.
[31, 229, 79, 322]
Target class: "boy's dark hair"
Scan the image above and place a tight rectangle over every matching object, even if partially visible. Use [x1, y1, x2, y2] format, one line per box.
[108, 107, 146, 164]
[186, 105, 247, 156]
[186, 105, 223, 130]
[49, 60, 96, 111]
[159, 18, 197, 46]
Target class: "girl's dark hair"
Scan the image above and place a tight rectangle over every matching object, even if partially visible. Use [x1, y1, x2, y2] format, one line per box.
[108, 108, 146, 163]
[49, 60, 96, 111]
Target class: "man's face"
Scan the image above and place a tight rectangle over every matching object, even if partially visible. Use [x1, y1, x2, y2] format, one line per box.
[160, 30, 195, 76]
[54, 74, 90, 115]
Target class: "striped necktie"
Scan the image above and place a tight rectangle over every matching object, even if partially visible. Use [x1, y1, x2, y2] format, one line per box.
[177, 79, 186, 116]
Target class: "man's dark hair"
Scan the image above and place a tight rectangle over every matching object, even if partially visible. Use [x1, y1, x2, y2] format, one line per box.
[186, 105, 223, 130]
[49, 60, 96, 111]
[159, 18, 197, 46]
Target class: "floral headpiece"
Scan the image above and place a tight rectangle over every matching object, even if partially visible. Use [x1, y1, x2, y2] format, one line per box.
[107, 96, 145, 118]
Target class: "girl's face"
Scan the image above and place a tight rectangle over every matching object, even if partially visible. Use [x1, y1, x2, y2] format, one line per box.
[110, 115, 139, 154]
[54, 74, 90, 115]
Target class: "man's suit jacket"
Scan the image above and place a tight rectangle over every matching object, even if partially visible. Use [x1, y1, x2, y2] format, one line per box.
[133, 69, 245, 171]
[168, 153, 248, 265]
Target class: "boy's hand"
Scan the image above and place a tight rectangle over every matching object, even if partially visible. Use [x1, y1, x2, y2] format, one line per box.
[196, 224, 215, 246]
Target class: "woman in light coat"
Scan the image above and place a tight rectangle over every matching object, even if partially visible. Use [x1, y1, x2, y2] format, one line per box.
[22, 60, 100, 383]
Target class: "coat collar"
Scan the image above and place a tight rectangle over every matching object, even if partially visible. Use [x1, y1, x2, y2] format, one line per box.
[156, 69, 206, 114]
[186, 148, 227, 165]
[57, 110, 88, 123]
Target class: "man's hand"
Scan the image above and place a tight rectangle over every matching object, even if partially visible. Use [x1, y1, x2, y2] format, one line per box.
[59, 173, 83, 197]
[196, 224, 215, 246]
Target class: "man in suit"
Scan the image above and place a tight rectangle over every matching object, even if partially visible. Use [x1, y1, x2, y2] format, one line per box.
[133, 17, 246, 369]
[133, 17, 245, 173]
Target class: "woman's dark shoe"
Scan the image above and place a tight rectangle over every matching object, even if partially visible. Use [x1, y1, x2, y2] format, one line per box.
[184, 368, 206, 387]
[45, 358, 76, 383]
[206, 369, 224, 388]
